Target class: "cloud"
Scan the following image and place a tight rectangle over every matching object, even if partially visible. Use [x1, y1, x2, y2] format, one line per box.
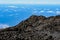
[8, 6, 18, 8]
[33, 9, 37, 11]
[0, 1, 45, 4]
[32, 10, 45, 15]
[15, 13, 19, 15]
[39, 10, 44, 13]
[32, 10, 39, 15]
[56, 8, 60, 11]
[13, 10, 17, 12]
[56, 11, 60, 14]
[3, 8, 17, 13]
[47, 10, 54, 13]
[21, 7, 25, 9]
[0, 24, 9, 29]
[0, 0, 60, 4]
[8, 13, 19, 17]
[32, 11, 38, 14]
[8, 14, 14, 16]
[46, 9, 50, 11]
[3, 9, 11, 12]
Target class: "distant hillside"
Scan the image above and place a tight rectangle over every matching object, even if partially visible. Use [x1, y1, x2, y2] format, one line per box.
[0, 15, 60, 40]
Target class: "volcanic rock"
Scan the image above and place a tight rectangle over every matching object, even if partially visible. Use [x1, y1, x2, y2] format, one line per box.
[0, 15, 60, 40]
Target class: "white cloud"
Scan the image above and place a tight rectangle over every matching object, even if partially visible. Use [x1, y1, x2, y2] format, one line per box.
[56, 8, 60, 11]
[56, 11, 60, 14]
[8, 13, 19, 17]
[32, 10, 45, 15]
[33, 9, 37, 11]
[0, 0, 60, 4]
[3, 9, 13, 12]
[0, 24, 9, 29]
[15, 13, 18, 15]
[39, 10, 44, 13]
[8, 14, 14, 16]
[3, 8, 17, 13]
[32, 11, 38, 15]
[21, 7, 26, 9]
[13, 10, 17, 12]
[32, 11, 38, 14]
[8, 6, 18, 8]
[27, 8, 30, 10]
[0, 1, 45, 4]
[46, 9, 50, 11]
[47, 10, 54, 13]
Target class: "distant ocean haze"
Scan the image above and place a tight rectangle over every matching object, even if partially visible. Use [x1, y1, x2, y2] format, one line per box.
[0, 4, 60, 28]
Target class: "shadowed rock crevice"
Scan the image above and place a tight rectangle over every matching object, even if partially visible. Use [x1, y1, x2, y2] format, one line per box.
[0, 15, 60, 40]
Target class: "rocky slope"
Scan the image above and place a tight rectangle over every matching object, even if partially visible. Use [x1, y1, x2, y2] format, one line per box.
[0, 15, 60, 40]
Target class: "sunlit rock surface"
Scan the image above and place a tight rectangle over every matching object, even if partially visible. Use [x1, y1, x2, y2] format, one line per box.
[0, 15, 60, 40]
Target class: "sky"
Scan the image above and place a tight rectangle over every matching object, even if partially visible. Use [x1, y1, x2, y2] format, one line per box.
[0, 0, 60, 29]
[0, 0, 60, 4]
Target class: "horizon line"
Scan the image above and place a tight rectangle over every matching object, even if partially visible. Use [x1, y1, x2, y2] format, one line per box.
[0, 4, 60, 5]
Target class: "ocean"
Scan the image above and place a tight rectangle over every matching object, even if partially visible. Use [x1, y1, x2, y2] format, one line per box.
[0, 4, 60, 28]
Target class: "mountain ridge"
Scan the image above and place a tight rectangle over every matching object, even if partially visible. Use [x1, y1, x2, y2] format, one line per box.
[0, 15, 60, 40]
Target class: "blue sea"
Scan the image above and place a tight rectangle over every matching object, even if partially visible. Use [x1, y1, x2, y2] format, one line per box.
[0, 4, 60, 28]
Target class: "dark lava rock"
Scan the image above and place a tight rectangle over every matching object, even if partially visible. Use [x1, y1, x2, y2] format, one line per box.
[0, 15, 60, 40]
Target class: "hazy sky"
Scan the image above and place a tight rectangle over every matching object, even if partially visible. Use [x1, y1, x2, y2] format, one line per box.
[0, 0, 60, 4]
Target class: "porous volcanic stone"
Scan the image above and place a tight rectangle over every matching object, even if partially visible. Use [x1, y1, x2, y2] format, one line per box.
[0, 15, 60, 40]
